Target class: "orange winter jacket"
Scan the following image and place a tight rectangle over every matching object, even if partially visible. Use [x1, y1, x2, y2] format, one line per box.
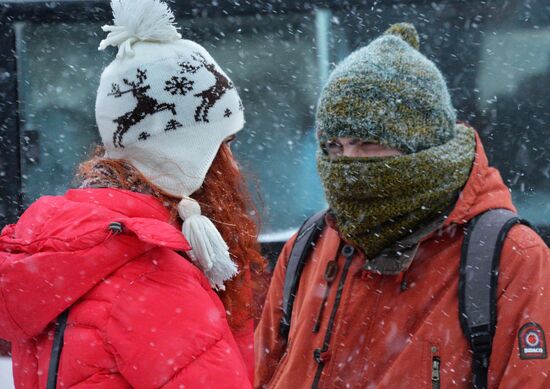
[255, 132, 550, 388]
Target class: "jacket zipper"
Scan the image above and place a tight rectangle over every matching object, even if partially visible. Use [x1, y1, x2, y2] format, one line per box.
[312, 260, 339, 333]
[432, 356, 441, 389]
[311, 244, 355, 389]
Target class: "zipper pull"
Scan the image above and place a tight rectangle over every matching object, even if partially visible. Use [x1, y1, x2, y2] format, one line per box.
[431, 357, 440, 388]
[312, 260, 339, 333]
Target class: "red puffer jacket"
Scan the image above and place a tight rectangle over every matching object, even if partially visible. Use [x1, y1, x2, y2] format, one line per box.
[0, 188, 252, 389]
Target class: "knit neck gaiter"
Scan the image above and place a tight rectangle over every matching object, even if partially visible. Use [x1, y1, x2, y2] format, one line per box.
[317, 124, 476, 259]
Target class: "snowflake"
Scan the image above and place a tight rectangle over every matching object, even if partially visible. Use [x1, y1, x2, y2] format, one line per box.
[165, 119, 183, 131]
[138, 131, 151, 141]
[136, 68, 147, 83]
[164, 76, 194, 96]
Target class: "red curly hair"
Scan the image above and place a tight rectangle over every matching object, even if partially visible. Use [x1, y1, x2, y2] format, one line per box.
[77, 144, 265, 331]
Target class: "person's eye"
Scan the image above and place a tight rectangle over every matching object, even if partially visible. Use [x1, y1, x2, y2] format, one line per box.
[359, 140, 374, 149]
[224, 135, 236, 145]
[324, 140, 343, 156]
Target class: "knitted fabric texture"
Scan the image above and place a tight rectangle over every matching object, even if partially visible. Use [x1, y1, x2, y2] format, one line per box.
[317, 124, 475, 259]
[316, 22, 455, 153]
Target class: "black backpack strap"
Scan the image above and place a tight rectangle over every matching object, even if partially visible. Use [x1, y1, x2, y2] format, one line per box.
[47, 310, 69, 389]
[279, 210, 327, 340]
[459, 209, 530, 389]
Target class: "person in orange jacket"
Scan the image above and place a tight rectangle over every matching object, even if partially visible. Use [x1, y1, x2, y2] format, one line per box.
[255, 23, 550, 388]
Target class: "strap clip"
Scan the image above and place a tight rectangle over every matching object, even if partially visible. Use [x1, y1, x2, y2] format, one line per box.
[469, 328, 492, 355]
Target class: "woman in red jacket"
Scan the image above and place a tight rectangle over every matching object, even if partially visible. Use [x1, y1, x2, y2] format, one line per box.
[0, 0, 262, 387]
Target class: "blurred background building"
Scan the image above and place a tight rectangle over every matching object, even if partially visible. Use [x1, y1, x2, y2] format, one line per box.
[1, 0, 550, 383]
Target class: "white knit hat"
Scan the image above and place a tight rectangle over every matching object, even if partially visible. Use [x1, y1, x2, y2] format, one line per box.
[96, 0, 244, 290]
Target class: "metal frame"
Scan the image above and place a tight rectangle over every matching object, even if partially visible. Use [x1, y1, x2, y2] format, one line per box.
[0, 21, 21, 225]
[0, 0, 348, 22]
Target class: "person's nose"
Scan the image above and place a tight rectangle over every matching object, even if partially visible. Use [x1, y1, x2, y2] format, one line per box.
[342, 144, 363, 157]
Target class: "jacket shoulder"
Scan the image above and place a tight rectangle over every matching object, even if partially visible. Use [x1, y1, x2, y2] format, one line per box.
[499, 224, 550, 287]
[105, 247, 224, 336]
[275, 212, 334, 270]
[97, 247, 211, 303]
[277, 233, 298, 268]
[102, 249, 245, 388]
[504, 224, 548, 254]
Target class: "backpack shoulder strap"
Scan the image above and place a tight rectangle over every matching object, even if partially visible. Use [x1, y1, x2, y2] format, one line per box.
[279, 210, 327, 340]
[47, 309, 69, 389]
[459, 209, 531, 389]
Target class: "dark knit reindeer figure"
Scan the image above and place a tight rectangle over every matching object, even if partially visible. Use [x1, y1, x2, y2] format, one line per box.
[109, 68, 176, 148]
[177, 52, 234, 123]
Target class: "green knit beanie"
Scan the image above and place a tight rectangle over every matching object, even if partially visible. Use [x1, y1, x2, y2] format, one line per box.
[316, 23, 456, 153]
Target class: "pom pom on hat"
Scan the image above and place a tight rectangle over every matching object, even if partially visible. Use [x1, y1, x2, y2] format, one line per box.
[384, 22, 420, 50]
[178, 197, 238, 291]
[99, 0, 182, 59]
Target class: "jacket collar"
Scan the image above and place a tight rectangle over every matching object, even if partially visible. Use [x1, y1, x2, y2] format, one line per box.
[363, 212, 447, 275]
[3, 188, 187, 253]
[65, 187, 173, 222]
[445, 129, 516, 225]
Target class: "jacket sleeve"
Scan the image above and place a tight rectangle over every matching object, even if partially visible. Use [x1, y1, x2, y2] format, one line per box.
[104, 266, 251, 389]
[254, 234, 296, 389]
[490, 225, 550, 387]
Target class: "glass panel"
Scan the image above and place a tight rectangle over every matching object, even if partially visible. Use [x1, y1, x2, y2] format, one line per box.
[16, 13, 333, 237]
[477, 28, 550, 224]
[17, 21, 107, 205]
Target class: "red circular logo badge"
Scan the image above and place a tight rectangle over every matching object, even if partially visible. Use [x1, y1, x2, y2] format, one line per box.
[518, 322, 547, 360]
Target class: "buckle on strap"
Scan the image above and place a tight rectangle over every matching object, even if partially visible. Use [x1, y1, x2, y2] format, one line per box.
[469, 330, 492, 354]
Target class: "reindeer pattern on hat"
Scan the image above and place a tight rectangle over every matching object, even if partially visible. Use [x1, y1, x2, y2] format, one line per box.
[174, 51, 235, 123]
[109, 52, 238, 148]
[109, 68, 176, 148]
